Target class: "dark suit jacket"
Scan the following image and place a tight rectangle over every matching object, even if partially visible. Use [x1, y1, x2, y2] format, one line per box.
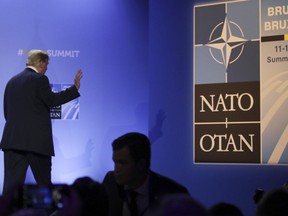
[0, 68, 80, 156]
[102, 170, 189, 216]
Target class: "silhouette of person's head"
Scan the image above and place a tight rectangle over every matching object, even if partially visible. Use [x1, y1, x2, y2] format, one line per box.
[255, 187, 288, 216]
[149, 193, 207, 216]
[208, 202, 243, 216]
[71, 176, 109, 216]
[112, 132, 151, 189]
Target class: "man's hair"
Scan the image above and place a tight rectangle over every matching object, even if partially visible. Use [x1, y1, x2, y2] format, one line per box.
[26, 50, 49, 67]
[112, 132, 151, 168]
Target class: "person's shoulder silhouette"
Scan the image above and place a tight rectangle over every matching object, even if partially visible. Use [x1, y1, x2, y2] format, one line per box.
[256, 186, 288, 216]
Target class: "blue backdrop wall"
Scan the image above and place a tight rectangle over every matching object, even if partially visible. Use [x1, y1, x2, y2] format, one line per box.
[0, 0, 287, 215]
[149, 0, 288, 215]
[0, 0, 148, 188]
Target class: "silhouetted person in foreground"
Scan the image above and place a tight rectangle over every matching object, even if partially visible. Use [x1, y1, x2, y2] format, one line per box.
[148, 193, 207, 216]
[51, 176, 109, 216]
[255, 186, 288, 216]
[70, 176, 109, 216]
[102, 132, 190, 216]
[208, 202, 243, 216]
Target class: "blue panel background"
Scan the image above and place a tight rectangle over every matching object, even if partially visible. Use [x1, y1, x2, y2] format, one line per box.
[0, 0, 148, 186]
[149, 0, 288, 215]
[0, 0, 287, 215]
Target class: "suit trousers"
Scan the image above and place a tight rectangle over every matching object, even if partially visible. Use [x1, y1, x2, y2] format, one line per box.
[3, 150, 52, 195]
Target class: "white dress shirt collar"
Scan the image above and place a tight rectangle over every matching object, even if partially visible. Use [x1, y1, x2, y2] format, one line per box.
[26, 66, 40, 73]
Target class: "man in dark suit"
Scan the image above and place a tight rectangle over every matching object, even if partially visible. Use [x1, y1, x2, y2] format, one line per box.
[102, 132, 189, 216]
[0, 50, 83, 194]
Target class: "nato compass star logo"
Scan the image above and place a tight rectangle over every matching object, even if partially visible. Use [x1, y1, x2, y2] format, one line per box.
[206, 16, 247, 81]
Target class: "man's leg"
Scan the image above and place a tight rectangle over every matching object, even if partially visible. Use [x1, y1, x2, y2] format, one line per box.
[28, 152, 52, 187]
[3, 150, 29, 195]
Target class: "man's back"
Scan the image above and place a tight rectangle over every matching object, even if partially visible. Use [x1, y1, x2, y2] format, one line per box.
[1, 68, 55, 155]
[4, 69, 45, 120]
[1, 67, 80, 156]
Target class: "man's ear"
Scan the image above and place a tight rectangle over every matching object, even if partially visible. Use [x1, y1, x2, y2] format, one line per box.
[37, 61, 42, 70]
[39, 61, 45, 67]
